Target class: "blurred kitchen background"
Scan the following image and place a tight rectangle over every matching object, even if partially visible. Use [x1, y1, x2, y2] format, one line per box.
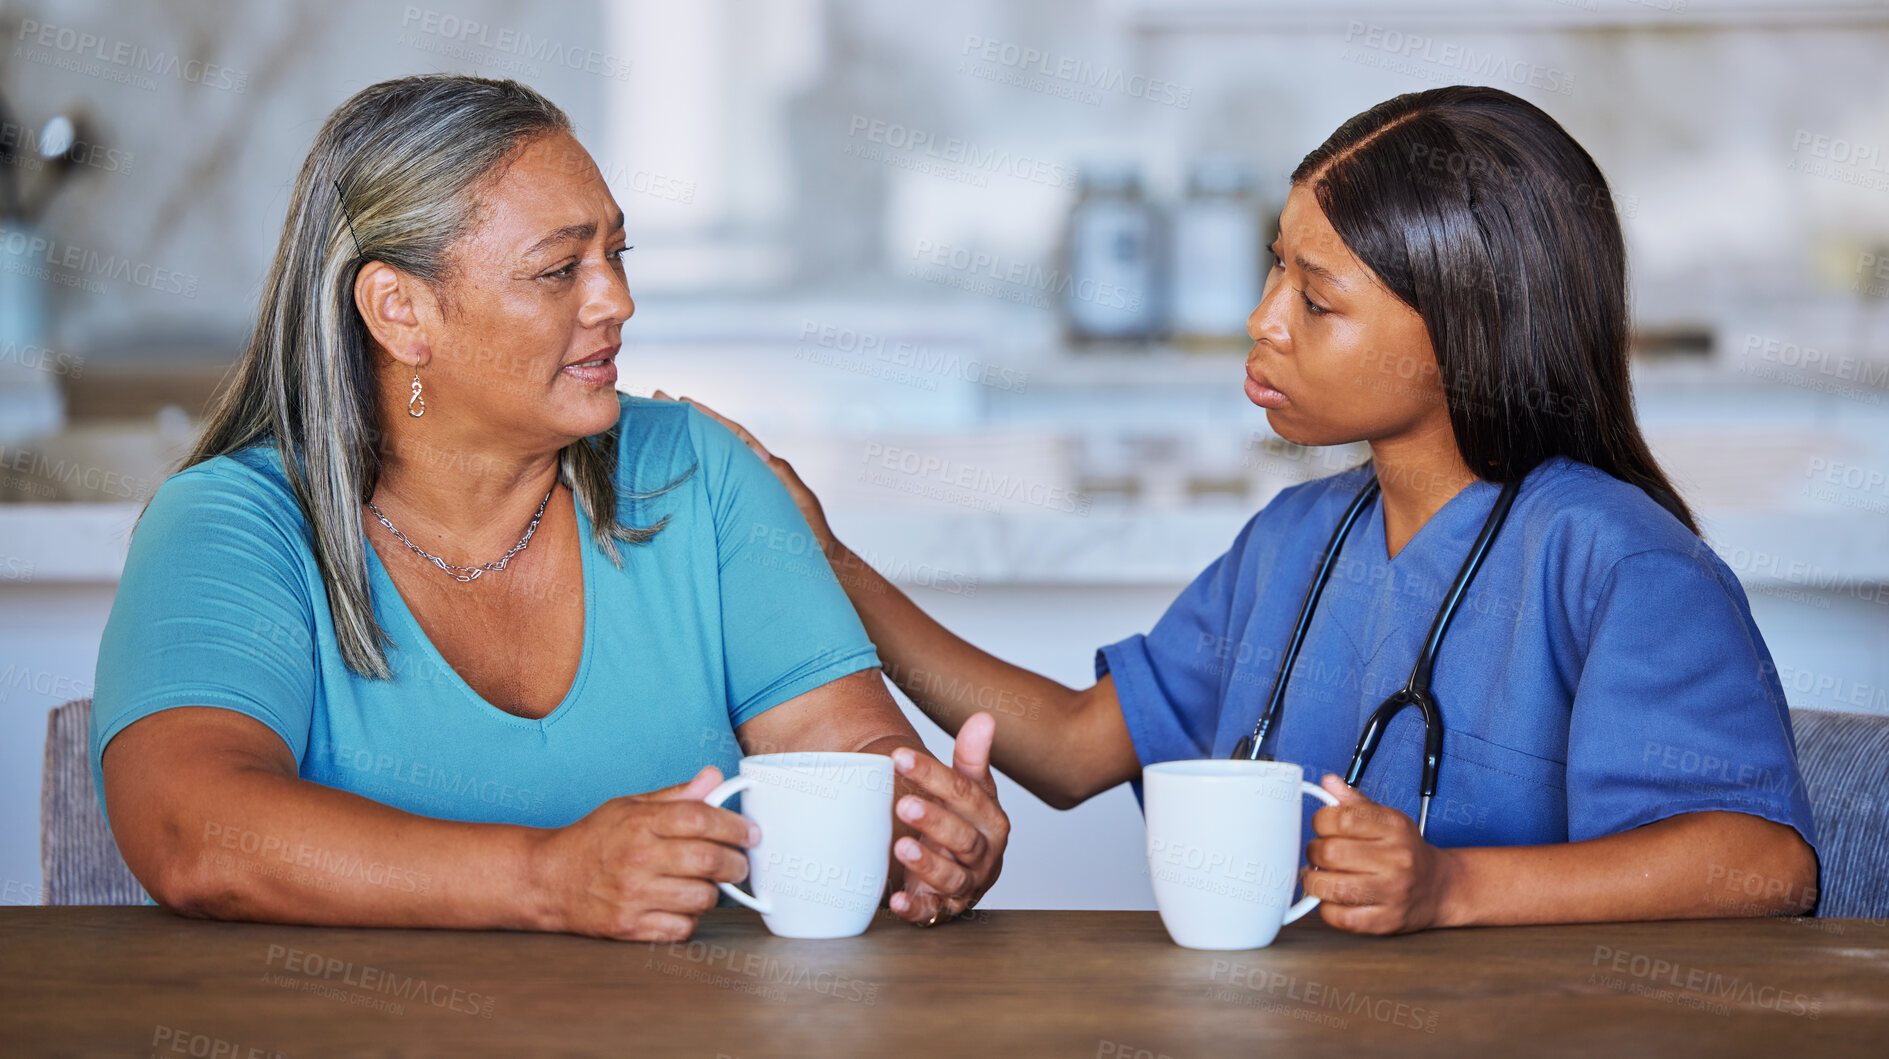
[3, 0, 1888, 909]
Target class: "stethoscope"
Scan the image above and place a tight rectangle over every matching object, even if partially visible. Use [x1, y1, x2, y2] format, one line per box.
[1230, 472, 1521, 836]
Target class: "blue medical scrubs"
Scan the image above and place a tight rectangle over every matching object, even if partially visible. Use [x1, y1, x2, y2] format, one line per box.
[1099, 456, 1819, 865]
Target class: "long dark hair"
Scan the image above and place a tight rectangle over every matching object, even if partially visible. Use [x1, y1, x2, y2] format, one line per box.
[1291, 85, 1697, 534]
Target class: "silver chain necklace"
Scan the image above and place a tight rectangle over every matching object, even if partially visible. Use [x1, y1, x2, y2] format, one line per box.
[368, 485, 555, 583]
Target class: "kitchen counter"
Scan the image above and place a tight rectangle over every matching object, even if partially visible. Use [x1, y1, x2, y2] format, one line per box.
[9, 497, 1889, 589]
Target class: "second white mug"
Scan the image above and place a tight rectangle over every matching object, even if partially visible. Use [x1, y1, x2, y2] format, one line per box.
[1143, 759, 1340, 950]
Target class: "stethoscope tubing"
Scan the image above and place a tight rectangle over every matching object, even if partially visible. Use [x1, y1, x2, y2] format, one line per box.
[1234, 469, 1522, 838]
[1236, 477, 1383, 765]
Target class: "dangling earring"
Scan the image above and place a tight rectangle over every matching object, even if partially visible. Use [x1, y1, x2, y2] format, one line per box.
[408, 372, 426, 418]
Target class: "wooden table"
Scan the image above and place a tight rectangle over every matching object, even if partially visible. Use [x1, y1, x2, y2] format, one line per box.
[3, 908, 1885, 1057]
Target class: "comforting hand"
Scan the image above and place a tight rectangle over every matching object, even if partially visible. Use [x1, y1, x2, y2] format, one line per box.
[887, 713, 1009, 926]
[1300, 773, 1459, 934]
[649, 391, 1012, 926]
[532, 766, 757, 942]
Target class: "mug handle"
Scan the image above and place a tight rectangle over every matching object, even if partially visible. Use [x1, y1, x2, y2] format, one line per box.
[703, 774, 773, 915]
[1282, 781, 1343, 926]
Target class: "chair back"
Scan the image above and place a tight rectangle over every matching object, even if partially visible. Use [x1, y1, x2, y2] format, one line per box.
[1791, 707, 1889, 919]
[41, 698, 145, 905]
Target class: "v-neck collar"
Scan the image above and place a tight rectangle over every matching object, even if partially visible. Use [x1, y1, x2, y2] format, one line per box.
[1334, 473, 1505, 686]
[363, 493, 596, 731]
[1365, 474, 1497, 565]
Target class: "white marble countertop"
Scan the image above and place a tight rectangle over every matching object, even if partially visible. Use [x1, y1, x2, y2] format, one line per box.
[7, 333, 1888, 590]
[7, 497, 1887, 590]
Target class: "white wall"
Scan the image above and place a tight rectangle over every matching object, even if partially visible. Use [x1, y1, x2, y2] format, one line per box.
[3, 0, 611, 360]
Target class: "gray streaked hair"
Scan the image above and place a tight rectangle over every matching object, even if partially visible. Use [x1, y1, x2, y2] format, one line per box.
[171, 74, 680, 680]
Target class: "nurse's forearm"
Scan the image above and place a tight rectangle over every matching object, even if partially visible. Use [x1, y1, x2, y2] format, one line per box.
[823, 542, 1133, 809]
[1435, 811, 1818, 927]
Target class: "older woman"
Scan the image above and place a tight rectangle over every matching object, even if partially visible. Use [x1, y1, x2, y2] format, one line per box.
[90, 74, 1006, 940]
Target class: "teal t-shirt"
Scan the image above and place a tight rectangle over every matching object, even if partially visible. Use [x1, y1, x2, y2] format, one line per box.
[91, 395, 881, 843]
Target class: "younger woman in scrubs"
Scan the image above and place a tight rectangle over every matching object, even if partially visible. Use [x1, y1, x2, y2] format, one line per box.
[675, 85, 1819, 932]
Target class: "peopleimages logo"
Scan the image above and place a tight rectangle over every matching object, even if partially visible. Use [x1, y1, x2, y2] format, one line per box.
[0, 341, 84, 378]
[328, 742, 551, 814]
[1590, 944, 1821, 1018]
[648, 940, 881, 1005]
[204, 821, 435, 896]
[795, 319, 1031, 394]
[1209, 960, 1441, 1032]
[0, 122, 133, 175]
[958, 35, 1192, 109]
[845, 115, 1078, 190]
[0, 225, 198, 297]
[1342, 22, 1575, 96]
[263, 944, 497, 1017]
[150, 1024, 285, 1059]
[908, 239, 1143, 315]
[13, 18, 249, 91]
[859, 441, 1093, 516]
[397, 6, 632, 81]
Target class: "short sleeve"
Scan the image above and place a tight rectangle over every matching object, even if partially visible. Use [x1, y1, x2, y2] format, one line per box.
[1096, 518, 1256, 766]
[1567, 548, 1819, 856]
[91, 465, 319, 826]
[683, 407, 881, 726]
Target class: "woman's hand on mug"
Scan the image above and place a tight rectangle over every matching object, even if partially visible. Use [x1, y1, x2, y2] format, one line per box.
[886, 713, 1010, 926]
[652, 392, 838, 550]
[532, 766, 759, 942]
[1300, 774, 1462, 935]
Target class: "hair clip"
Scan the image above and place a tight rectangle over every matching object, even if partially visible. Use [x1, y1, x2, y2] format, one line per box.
[333, 179, 366, 257]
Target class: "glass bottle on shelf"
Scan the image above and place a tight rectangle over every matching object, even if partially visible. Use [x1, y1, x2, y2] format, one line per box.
[1062, 162, 1163, 346]
[1168, 158, 1265, 351]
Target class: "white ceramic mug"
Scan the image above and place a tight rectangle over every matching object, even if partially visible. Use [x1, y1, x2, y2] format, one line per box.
[1142, 759, 1341, 950]
[703, 752, 894, 939]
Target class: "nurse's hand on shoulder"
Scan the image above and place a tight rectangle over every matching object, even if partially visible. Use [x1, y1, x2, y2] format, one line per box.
[1300, 774, 1460, 935]
[657, 392, 838, 548]
[531, 766, 758, 942]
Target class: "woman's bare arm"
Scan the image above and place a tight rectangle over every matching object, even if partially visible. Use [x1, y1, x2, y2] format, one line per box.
[106, 669, 1014, 934]
[103, 706, 753, 940]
